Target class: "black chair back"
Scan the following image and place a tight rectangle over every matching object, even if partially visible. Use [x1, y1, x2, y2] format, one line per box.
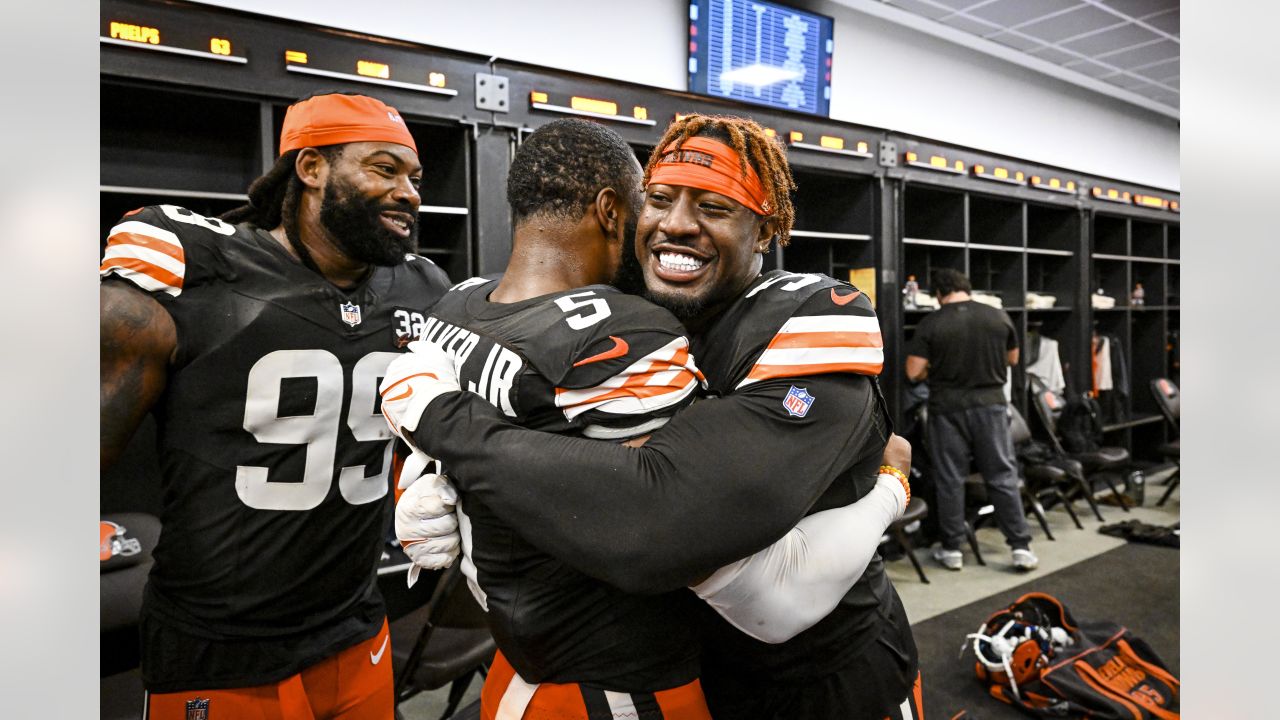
[1150, 378, 1180, 430]
[393, 562, 495, 704]
[430, 565, 490, 630]
[101, 513, 161, 678]
[1009, 406, 1032, 445]
[1028, 378, 1068, 454]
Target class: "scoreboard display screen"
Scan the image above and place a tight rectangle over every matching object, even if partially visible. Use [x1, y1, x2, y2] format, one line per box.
[688, 0, 834, 116]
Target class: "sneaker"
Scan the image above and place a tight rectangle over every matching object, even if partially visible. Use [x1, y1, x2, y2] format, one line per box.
[1012, 548, 1039, 571]
[932, 547, 963, 571]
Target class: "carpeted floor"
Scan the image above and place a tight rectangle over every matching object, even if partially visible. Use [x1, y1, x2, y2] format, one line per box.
[912, 542, 1179, 720]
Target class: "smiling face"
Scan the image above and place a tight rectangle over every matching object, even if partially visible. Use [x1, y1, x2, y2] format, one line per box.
[635, 182, 775, 323]
[319, 141, 423, 266]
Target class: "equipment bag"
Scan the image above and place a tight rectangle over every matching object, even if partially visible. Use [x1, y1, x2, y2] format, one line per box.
[965, 592, 1179, 718]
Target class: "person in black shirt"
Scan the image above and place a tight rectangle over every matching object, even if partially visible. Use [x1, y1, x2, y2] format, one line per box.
[905, 268, 1038, 572]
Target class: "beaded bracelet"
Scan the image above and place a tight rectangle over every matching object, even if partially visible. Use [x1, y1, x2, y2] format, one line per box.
[879, 465, 911, 507]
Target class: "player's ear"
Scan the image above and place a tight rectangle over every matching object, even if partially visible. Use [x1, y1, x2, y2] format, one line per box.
[295, 148, 328, 190]
[754, 216, 779, 253]
[593, 187, 620, 236]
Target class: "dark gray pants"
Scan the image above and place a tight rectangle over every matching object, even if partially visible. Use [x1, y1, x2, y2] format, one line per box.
[926, 403, 1032, 551]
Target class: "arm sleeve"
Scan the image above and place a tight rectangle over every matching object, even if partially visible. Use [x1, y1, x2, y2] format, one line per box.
[690, 472, 906, 643]
[413, 371, 886, 593]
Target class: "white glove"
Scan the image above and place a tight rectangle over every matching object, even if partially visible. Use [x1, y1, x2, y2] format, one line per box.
[379, 340, 461, 447]
[395, 466, 461, 587]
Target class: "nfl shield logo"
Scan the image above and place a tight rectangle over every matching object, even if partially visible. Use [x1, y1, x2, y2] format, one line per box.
[783, 386, 815, 417]
[185, 697, 209, 720]
[340, 301, 362, 327]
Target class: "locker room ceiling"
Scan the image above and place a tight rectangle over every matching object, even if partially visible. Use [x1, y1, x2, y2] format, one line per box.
[839, 0, 1179, 118]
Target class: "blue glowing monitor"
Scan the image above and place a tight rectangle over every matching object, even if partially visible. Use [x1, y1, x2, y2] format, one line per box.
[688, 0, 834, 116]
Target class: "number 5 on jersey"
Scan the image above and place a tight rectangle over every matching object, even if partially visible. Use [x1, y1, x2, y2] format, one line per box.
[554, 290, 612, 330]
[237, 349, 399, 511]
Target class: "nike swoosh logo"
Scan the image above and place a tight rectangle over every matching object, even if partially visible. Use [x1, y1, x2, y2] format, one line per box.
[379, 372, 439, 402]
[830, 288, 862, 306]
[385, 387, 413, 403]
[573, 336, 629, 367]
[370, 633, 389, 665]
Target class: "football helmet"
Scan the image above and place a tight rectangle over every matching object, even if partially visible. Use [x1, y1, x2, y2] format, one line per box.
[963, 593, 1076, 700]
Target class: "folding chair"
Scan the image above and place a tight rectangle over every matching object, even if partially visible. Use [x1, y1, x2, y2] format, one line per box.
[100, 512, 161, 720]
[391, 563, 497, 720]
[1028, 380, 1131, 518]
[1150, 378, 1181, 506]
[886, 494, 932, 583]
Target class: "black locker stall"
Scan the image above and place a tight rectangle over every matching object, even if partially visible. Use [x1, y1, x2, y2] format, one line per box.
[1088, 203, 1181, 457]
[888, 136, 1091, 427]
[100, 0, 1180, 469]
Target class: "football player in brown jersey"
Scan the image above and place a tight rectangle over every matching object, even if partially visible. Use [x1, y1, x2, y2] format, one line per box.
[100, 92, 451, 719]
[383, 113, 922, 719]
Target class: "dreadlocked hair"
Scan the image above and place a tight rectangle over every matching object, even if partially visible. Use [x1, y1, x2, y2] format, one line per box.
[642, 113, 796, 247]
[220, 145, 342, 274]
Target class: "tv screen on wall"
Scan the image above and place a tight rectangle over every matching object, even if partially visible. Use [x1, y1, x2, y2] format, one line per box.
[688, 0, 834, 116]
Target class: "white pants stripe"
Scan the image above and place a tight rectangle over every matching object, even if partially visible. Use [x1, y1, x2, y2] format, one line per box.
[494, 671, 540, 720]
[604, 689, 638, 716]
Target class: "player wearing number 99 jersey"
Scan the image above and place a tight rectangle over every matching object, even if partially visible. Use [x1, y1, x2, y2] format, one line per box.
[99, 92, 451, 716]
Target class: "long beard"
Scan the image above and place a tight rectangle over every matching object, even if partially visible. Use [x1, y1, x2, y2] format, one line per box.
[319, 176, 418, 267]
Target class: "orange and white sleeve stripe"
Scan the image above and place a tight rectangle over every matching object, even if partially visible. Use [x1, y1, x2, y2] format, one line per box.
[99, 220, 186, 296]
[555, 337, 705, 429]
[735, 314, 884, 389]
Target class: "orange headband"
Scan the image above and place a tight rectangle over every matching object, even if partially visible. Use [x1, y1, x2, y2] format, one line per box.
[279, 94, 417, 156]
[648, 136, 771, 216]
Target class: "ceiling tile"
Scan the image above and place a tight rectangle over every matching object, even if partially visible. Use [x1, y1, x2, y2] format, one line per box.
[985, 31, 1049, 52]
[1096, 0, 1177, 21]
[1062, 59, 1117, 78]
[938, 13, 1003, 36]
[1018, 5, 1119, 42]
[1115, 80, 1159, 96]
[1098, 38, 1178, 68]
[1104, 72, 1157, 91]
[1029, 46, 1081, 65]
[967, 0, 1082, 27]
[927, 0, 993, 9]
[1132, 57, 1178, 80]
[1137, 88, 1171, 104]
[1142, 9, 1179, 35]
[884, 0, 955, 21]
[1060, 22, 1160, 55]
